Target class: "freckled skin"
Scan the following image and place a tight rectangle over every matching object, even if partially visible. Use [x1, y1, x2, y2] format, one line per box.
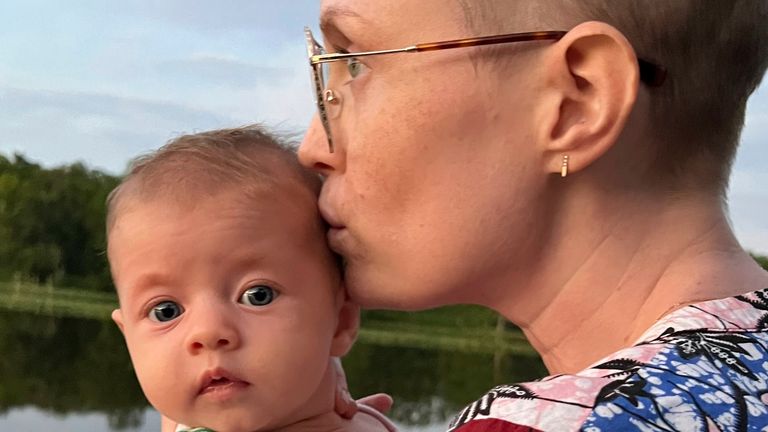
[300, 1, 768, 376]
[300, 0, 550, 311]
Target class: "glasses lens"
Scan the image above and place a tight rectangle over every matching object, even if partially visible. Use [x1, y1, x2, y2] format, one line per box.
[305, 28, 334, 151]
[322, 61, 332, 88]
[315, 63, 334, 152]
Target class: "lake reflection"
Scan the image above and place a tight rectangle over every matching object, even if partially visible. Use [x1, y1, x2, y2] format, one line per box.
[0, 310, 546, 431]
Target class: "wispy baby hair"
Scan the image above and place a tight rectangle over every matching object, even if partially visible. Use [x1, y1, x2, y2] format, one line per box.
[106, 125, 321, 232]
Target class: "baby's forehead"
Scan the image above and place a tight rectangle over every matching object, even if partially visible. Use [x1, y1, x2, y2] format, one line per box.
[108, 184, 336, 287]
[119, 177, 321, 228]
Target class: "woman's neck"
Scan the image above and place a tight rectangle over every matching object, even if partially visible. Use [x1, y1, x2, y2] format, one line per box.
[494, 190, 768, 374]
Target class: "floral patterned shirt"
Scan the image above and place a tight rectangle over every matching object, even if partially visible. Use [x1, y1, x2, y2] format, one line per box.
[449, 289, 768, 432]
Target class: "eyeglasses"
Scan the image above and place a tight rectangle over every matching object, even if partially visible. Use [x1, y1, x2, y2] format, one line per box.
[304, 27, 666, 153]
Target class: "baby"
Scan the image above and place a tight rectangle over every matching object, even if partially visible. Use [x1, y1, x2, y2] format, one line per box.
[106, 126, 396, 432]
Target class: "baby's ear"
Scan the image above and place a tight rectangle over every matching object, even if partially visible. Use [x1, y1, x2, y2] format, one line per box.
[111, 309, 125, 334]
[330, 288, 360, 357]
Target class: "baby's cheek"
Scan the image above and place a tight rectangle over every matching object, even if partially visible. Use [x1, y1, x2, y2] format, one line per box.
[279, 328, 335, 383]
[127, 336, 188, 419]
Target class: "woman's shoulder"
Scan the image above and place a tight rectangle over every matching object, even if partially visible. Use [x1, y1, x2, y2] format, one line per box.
[448, 288, 768, 432]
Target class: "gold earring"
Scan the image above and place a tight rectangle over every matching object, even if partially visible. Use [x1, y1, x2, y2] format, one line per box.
[324, 89, 339, 104]
[561, 155, 569, 178]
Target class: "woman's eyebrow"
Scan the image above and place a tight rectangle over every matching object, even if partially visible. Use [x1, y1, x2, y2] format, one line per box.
[320, 6, 372, 47]
[319, 6, 363, 33]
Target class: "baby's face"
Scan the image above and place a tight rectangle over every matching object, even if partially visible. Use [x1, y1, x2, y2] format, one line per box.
[109, 184, 350, 432]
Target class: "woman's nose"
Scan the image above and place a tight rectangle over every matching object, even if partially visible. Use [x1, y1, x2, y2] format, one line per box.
[298, 114, 345, 175]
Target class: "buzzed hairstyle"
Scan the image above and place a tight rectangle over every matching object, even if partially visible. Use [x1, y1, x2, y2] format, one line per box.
[106, 125, 321, 232]
[458, 0, 768, 191]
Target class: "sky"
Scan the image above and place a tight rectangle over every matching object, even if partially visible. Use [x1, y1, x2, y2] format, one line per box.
[0, 1, 766, 254]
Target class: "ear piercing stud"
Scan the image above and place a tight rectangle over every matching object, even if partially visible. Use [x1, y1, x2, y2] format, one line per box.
[561, 155, 570, 178]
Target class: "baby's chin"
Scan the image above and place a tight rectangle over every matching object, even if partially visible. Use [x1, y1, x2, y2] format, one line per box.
[175, 407, 302, 432]
[177, 416, 268, 432]
[176, 401, 343, 432]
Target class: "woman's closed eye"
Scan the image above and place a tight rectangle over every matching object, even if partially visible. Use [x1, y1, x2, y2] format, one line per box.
[148, 301, 184, 322]
[239, 285, 278, 307]
[346, 57, 365, 78]
[334, 47, 368, 80]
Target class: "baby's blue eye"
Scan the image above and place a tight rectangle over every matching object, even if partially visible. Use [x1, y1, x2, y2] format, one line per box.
[148, 301, 183, 322]
[240, 285, 277, 307]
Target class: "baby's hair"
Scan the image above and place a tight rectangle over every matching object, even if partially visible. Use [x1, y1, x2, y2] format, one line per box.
[106, 125, 321, 233]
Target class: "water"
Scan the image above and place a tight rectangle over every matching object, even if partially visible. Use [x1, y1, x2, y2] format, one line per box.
[0, 310, 546, 431]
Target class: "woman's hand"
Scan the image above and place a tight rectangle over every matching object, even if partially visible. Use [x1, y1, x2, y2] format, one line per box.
[332, 358, 393, 419]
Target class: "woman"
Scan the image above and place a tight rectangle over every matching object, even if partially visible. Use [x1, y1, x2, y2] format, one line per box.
[298, 0, 768, 430]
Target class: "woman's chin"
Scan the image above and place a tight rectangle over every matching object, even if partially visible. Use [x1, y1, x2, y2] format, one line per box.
[345, 267, 453, 311]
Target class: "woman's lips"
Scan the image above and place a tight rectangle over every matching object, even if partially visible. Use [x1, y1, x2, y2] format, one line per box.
[319, 200, 350, 252]
[327, 226, 349, 252]
[318, 201, 345, 230]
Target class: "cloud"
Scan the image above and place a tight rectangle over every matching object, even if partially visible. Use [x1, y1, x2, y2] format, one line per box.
[738, 88, 768, 168]
[729, 188, 768, 255]
[729, 165, 768, 254]
[0, 0, 764, 254]
[150, 45, 317, 133]
[0, 87, 233, 174]
[723, 87, 768, 254]
[75, 0, 320, 35]
[731, 169, 767, 241]
[157, 54, 288, 88]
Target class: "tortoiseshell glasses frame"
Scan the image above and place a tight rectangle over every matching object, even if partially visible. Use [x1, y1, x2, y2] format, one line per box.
[304, 27, 666, 153]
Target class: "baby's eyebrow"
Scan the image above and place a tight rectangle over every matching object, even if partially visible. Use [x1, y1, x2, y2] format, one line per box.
[229, 253, 268, 273]
[127, 271, 174, 295]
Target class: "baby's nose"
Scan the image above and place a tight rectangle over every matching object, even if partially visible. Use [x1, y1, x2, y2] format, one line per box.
[185, 308, 241, 354]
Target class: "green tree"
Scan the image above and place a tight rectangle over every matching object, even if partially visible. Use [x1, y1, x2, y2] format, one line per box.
[0, 153, 120, 290]
[754, 254, 768, 271]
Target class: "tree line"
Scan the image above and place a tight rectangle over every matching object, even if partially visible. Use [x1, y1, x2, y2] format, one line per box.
[0, 153, 119, 291]
[0, 152, 767, 293]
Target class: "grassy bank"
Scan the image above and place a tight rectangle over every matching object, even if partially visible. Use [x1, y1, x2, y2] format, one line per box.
[0, 281, 535, 356]
[0, 281, 116, 320]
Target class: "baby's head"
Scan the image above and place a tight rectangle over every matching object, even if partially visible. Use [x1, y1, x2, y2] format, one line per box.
[107, 126, 359, 432]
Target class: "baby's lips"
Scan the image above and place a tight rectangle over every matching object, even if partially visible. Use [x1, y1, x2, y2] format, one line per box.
[197, 366, 248, 394]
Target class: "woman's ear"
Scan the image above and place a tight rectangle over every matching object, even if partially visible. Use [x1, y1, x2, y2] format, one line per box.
[536, 21, 640, 176]
[111, 308, 125, 334]
[330, 288, 360, 357]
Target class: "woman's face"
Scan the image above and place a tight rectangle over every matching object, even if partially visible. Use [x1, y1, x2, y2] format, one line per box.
[299, 0, 552, 310]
